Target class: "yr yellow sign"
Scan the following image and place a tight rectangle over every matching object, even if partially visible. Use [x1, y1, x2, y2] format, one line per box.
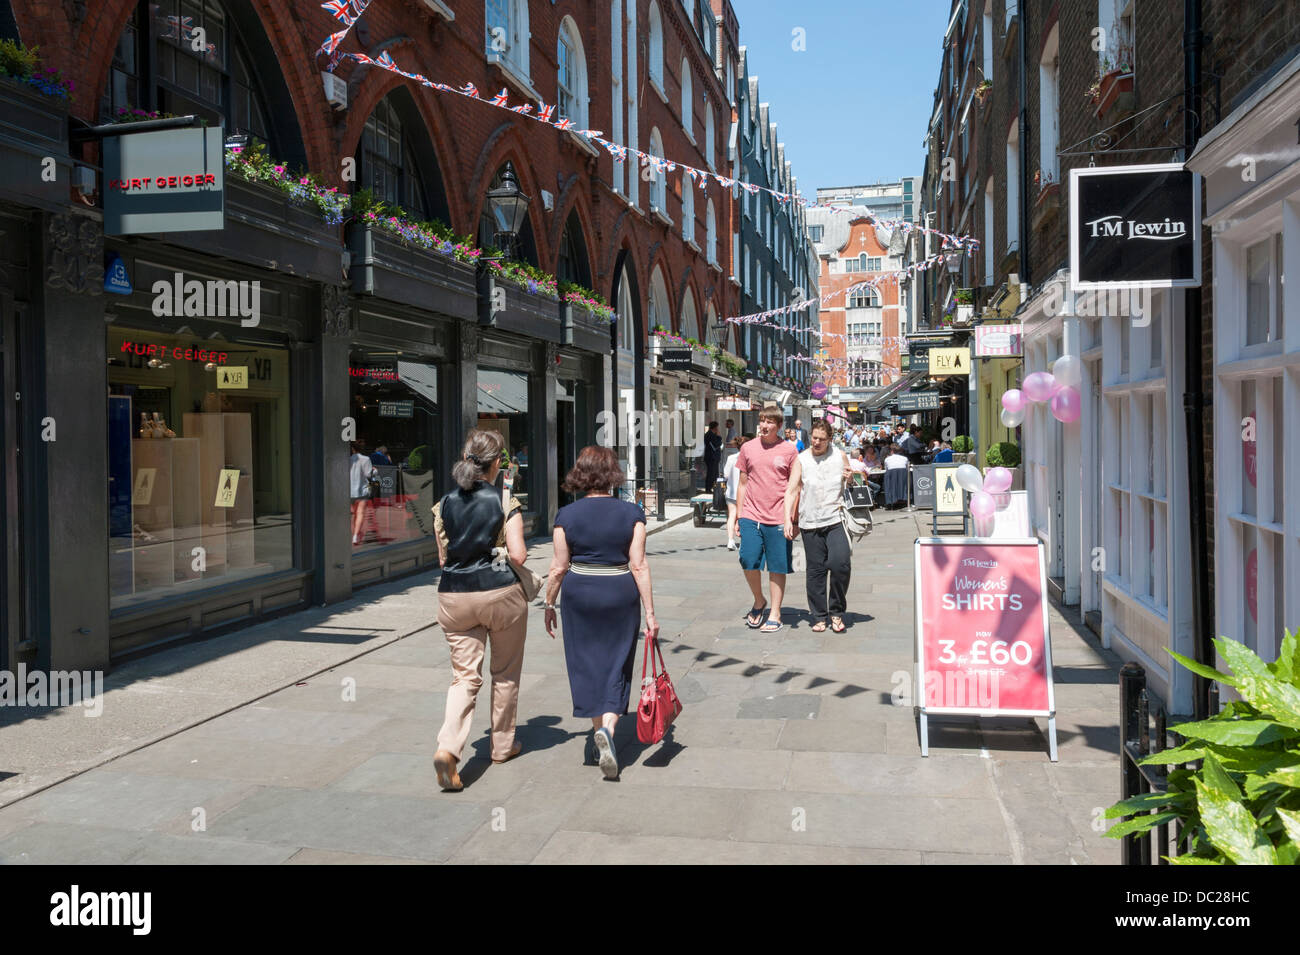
[929, 347, 970, 376]
[214, 468, 241, 508]
[217, 366, 249, 389]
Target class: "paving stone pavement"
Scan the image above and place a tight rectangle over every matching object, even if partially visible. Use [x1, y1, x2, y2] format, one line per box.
[0, 506, 1124, 864]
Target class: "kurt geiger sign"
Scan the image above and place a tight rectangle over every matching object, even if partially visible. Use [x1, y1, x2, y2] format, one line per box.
[1070, 163, 1201, 290]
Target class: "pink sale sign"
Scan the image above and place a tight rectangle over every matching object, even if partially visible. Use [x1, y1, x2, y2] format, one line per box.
[916, 541, 1052, 714]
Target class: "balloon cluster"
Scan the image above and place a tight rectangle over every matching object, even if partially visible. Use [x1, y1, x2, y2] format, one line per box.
[953, 463, 1014, 538]
[999, 355, 1082, 428]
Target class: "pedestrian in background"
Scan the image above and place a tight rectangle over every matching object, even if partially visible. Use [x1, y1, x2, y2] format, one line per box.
[544, 446, 658, 780]
[722, 435, 745, 550]
[736, 405, 799, 632]
[703, 420, 724, 491]
[349, 441, 376, 546]
[786, 419, 853, 633]
[431, 429, 530, 791]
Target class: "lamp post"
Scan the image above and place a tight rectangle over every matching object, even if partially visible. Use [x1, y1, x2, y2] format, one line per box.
[484, 162, 531, 260]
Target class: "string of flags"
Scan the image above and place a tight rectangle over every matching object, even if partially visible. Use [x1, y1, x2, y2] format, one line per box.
[314, 3, 981, 253]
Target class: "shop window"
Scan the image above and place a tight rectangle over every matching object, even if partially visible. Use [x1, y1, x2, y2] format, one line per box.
[347, 350, 443, 551]
[107, 324, 293, 609]
[477, 367, 533, 510]
[1245, 235, 1282, 347]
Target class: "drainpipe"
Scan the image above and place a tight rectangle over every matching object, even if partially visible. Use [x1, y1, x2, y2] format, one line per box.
[1182, 0, 1213, 720]
[1018, 3, 1030, 285]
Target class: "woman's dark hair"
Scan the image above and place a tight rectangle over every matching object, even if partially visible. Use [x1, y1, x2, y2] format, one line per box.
[563, 445, 625, 495]
[451, 429, 505, 490]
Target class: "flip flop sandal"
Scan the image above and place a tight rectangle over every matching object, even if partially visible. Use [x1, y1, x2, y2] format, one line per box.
[810, 621, 828, 632]
[760, 618, 784, 633]
[830, 617, 847, 633]
[744, 604, 768, 628]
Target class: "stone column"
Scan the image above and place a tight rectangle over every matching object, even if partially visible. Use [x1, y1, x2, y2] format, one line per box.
[317, 285, 353, 604]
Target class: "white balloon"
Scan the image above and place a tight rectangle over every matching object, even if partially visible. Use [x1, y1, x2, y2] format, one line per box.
[1052, 354, 1082, 389]
[1000, 406, 1025, 428]
[955, 463, 984, 493]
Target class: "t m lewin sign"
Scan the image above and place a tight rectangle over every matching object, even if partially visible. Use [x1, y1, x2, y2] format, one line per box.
[1070, 163, 1201, 290]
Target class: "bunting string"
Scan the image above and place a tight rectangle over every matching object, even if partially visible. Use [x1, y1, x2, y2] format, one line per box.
[315, 10, 981, 256]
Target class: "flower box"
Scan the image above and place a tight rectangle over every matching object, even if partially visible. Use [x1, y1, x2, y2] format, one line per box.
[1096, 70, 1134, 121]
[560, 301, 611, 353]
[479, 273, 561, 342]
[180, 177, 344, 284]
[1032, 182, 1060, 232]
[347, 222, 476, 320]
[689, 345, 713, 374]
[0, 76, 70, 211]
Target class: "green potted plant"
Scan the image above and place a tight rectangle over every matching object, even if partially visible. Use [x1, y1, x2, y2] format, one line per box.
[1106, 632, 1300, 864]
[985, 441, 1021, 468]
[951, 434, 975, 465]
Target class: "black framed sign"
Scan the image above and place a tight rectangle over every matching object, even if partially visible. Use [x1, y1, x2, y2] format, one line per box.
[1069, 163, 1201, 290]
[897, 391, 940, 412]
[661, 348, 691, 370]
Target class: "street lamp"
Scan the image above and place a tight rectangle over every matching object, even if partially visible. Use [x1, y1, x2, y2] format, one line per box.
[484, 162, 531, 259]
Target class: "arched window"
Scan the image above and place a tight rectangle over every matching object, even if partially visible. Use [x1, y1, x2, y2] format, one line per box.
[680, 291, 699, 342]
[557, 210, 592, 289]
[359, 94, 428, 217]
[485, 0, 529, 77]
[706, 199, 717, 265]
[616, 261, 636, 352]
[680, 59, 693, 139]
[704, 98, 715, 170]
[648, 127, 668, 218]
[647, 2, 664, 90]
[681, 173, 695, 243]
[649, 266, 672, 332]
[848, 286, 879, 308]
[556, 16, 588, 129]
[705, 303, 718, 348]
[102, 1, 303, 163]
[610, 0, 624, 196]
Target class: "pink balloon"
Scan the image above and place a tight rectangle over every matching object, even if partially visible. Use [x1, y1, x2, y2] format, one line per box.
[1050, 386, 1082, 423]
[983, 466, 1013, 494]
[1022, 372, 1057, 403]
[969, 489, 996, 520]
[1001, 389, 1025, 414]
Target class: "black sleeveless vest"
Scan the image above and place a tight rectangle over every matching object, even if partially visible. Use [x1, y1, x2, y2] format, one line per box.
[437, 481, 516, 593]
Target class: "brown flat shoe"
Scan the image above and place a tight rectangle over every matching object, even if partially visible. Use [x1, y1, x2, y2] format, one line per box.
[434, 749, 463, 791]
[492, 741, 523, 764]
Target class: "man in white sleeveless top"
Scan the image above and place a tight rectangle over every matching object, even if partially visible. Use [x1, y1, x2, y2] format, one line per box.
[784, 419, 854, 633]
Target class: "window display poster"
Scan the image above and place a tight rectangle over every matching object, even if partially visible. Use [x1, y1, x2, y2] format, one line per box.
[914, 539, 1053, 716]
[214, 468, 241, 508]
[133, 468, 157, 506]
[217, 366, 249, 389]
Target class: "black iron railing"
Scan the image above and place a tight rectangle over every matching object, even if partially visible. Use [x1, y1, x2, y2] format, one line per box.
[1118, 663, 1188, 864]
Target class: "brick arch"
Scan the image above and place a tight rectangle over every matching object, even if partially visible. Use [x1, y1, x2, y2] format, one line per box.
[78, 0, 333, 171]
[647, 261, 674, 334]
[601, 206, 645, 285]
[467, 123, 551, 265]
[342, 68, 464, 227]
[674, 272, 701, 338]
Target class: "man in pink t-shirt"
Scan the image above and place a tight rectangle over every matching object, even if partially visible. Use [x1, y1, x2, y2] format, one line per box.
[735, 404, 799, 632]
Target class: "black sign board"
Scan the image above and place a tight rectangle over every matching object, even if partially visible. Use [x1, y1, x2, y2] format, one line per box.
[378, 400, 414, 418]
[908, 344, 931, 374]
[911, 464, 935, 509]
[1070, 163, 1201, 290]
[661, 348, 692, 370]
[897, 391, 941, 412]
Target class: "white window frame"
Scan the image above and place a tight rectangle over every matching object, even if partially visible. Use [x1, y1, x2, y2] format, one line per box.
[648, 127, 669, 221]
[556, 16, 588, 130]
[706, 198, 718, 266]
[681, 58, 694, 143]
[647, 2, 665, 97]
[681, 172, 695, 244]
[484, 0, 530, 84]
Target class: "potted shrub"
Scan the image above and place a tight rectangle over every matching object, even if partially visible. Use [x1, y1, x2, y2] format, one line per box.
[952, 434, 976, 465]
[558, 282, 614, 352]
[984, 441, 1023, 490]
[1096, 50, 1135, 119]
[1106, 632, 1300, 864]
[955, 288, 975, 324]
[0, 39, 71, 202]
[974, 79, 992, 105]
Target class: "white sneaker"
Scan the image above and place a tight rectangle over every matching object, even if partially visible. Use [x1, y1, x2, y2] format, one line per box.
[727, 538, 736, 550]
[593, 728, 619, 780]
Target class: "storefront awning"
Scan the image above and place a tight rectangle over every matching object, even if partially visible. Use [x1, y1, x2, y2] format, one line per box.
[477, 369, 529, 415]
[861, 370, 926, 412]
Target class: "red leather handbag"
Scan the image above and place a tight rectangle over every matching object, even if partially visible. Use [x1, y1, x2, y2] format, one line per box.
[637, 635, 683, 744]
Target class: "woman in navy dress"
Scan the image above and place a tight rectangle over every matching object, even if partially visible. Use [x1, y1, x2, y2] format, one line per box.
[544, 446, 659, 779]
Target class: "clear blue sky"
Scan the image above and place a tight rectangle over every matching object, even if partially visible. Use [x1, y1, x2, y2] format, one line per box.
[731, 0, 952, 194]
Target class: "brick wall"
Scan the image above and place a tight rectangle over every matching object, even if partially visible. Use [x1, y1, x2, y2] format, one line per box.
[10, 0, 742, 350]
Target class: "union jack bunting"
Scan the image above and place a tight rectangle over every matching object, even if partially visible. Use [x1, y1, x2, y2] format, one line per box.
[320, 1, 354, 23]
[742, 182, 760, 194]
[554, 117, 575, 131]
[352, 53, 372, 64]
[376, 51, 396, 69]
[576, 129, 603, 138]
[490, 88, 510, 107]
[510, 103, 533, 115]
[460, 82, 480, 98]
[536, 103, 555, 123]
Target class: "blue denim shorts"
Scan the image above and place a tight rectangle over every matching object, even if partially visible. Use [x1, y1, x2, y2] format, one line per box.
[737, 518, 793, 574]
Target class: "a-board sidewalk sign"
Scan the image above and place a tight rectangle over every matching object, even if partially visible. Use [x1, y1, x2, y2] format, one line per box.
[913, 537, 1057, 760]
